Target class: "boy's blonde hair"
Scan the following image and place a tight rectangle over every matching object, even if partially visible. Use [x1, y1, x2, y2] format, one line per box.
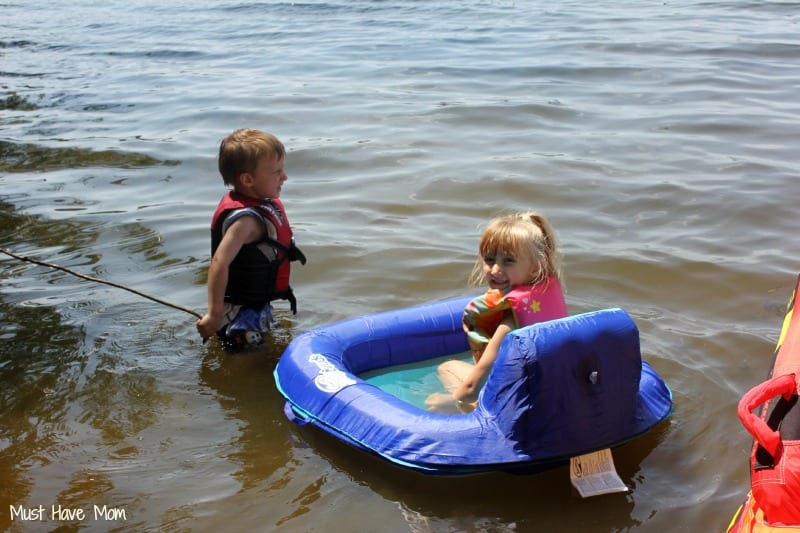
[468, 211, 560, 286]
[218, 128, 285, 186]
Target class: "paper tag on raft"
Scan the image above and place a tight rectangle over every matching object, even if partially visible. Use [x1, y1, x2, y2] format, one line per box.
[569, 448, 629, 498]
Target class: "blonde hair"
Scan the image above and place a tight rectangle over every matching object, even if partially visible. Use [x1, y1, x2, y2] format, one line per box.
[218, 128, 285, 186]
[468, 211, 560, 286]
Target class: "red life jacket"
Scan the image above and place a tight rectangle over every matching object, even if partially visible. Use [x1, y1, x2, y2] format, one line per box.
[210, 191, 305, 313]
[730, 274, 800, 531]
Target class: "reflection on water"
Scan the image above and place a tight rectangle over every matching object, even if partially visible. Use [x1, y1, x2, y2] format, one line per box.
[199, 341, 292, 491]
[281, 420, 677, 531]
[0, 199, 98, 252]
[0, 141, 178, 173]
[0, 93, 38, 111]
[0, 200, 191, 531]
[0, 300, 85, 514]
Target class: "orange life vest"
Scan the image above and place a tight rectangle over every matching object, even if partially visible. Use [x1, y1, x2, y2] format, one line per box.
[462, 276, 567, 353]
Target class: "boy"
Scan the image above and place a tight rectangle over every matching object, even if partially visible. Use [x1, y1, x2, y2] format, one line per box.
[197, 128, 306, 349]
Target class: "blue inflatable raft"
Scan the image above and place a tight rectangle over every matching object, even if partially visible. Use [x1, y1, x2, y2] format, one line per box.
[274, 296, 673, 474]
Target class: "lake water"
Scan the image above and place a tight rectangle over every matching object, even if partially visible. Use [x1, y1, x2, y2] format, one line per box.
[2, 0, 800, 530]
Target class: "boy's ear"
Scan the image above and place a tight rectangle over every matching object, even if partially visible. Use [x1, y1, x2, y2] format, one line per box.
[237, 172, 253, 187]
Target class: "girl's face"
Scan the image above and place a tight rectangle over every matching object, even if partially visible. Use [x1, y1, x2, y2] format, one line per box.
[481, 251, 536, 290]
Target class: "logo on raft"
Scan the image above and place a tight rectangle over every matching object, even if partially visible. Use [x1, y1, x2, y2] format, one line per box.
[308, 353, 356, 393]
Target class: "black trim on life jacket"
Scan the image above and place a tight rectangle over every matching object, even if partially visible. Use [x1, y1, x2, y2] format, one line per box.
[259, 234, 306, 314]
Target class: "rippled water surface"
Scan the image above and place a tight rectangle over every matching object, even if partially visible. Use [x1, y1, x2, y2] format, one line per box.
[2, 0, 800, 531]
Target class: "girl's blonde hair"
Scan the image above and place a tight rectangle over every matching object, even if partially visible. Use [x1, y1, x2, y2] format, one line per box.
[218, 128, 285, 186]
[468, 211, 560, 286]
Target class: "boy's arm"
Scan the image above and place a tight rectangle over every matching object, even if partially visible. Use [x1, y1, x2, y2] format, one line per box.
[196, 216, 264, 339]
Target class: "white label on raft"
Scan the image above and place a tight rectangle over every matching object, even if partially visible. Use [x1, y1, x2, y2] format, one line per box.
[308, 353, 356, 393]
[569, 448, 629, 498]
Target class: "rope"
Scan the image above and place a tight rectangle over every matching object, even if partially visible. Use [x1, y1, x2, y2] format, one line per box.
[0, 246, 202, 319]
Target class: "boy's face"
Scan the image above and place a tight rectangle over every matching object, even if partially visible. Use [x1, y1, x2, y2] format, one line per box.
[241, 155, 286, 199]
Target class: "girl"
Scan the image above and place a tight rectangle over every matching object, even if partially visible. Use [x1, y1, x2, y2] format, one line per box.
[425, 211, 567, 412]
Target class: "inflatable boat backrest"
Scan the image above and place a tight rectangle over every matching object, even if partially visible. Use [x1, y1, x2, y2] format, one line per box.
[481, 308, 643, 456]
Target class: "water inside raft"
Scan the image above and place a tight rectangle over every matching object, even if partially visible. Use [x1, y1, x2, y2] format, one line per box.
[360, 352, 473, 410]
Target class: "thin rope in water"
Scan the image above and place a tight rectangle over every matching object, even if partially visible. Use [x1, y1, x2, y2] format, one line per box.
[0, 246, 202, 319]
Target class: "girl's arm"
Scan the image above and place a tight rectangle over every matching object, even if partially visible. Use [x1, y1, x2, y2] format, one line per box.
[453, 316, 515, 403]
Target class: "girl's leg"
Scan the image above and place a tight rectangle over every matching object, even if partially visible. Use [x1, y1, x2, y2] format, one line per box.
[436, 360, 474, 394]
